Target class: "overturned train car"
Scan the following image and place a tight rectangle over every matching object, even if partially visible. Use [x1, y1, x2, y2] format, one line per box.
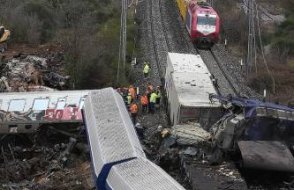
[165, 52, 222, 128]
[83, 88, 186, 190]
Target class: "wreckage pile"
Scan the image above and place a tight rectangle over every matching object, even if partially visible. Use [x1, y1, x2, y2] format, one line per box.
[0, 55, 69, 92]
[0, 54, 95, 189]
[0, 131, 93, 189]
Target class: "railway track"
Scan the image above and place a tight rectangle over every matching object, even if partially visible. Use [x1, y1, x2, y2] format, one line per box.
[149, 0, 169, 81]
[156, 0, 240, 97]
[197, 48, 238, 96]
[209, 49, 240, 95]
[159, 0, 194, 54]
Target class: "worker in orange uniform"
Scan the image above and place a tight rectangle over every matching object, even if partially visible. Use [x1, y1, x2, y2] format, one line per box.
[128, 85, 136, 100]
[130, 100, 138, 124]
[140, 93, 149, 113]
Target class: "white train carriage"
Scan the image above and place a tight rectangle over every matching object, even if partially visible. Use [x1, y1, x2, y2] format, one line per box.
[165, 52, 222, 127]
[0, 90, 90, 133]
[83, 88, 185, 190]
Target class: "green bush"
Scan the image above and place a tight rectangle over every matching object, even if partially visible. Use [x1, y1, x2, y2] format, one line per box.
[23, 1, 56, 42]
[0, 0, 136, 89]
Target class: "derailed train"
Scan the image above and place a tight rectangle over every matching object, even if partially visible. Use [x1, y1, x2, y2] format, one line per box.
[176, 0, 220, 47]
[164, 52, 294, 172]
[83, 88, 186, 190]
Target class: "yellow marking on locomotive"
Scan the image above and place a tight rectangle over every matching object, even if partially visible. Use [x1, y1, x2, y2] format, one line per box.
[176, 0, 189, 21]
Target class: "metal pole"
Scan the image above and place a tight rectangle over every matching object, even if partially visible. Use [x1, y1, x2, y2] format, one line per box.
[117, 0, 128, 85]
[122, 0, 127, 72]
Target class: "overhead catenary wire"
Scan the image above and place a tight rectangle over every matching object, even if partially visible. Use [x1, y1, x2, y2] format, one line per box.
[255, 1, 276, 94]
[253, 1, 258, 74]
[246, 0, 254, 76]
[241, 0, 273, 20]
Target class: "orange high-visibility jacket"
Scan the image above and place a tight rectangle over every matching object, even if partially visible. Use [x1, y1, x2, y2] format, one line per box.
[130, 103, 138, 114]
[140, 95, 148, 105]
[129, 87, 136, 99]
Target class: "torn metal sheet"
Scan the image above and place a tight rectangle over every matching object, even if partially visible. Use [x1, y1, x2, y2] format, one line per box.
[238, 141, 294, 172]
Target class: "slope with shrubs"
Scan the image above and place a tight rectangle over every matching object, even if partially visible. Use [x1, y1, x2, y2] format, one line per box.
[0, 0, 136, 89]
[215, 0, 294, 104]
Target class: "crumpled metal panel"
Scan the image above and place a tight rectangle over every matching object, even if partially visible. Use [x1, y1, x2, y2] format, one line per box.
[238, 141, 294, 172]
[107, 157, 186, 190]
[83, 88, 145, 177]
[256, 107, 294, 121]
[172, 124, 211, 146]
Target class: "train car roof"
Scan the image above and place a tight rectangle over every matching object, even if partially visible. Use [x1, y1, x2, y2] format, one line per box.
[84, 88, 145, 177]
[107, 157, 185, 190]
[172, 72, 220, 107]
[167, 52, 210, 74]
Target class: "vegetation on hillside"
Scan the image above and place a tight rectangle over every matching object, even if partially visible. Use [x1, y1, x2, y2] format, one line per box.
[253, 0, 294, 103]
[215, 0, 294, 104]
[272, 0, 294, 64]
[0, 0, 136, 89]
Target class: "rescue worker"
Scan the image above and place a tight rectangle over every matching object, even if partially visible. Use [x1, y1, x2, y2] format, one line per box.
[146, 83, 153, 112]
[127, 93, 132, 109]
[143, 62, 151, 78]
[155, 86, 161, 109]
[121, 87, 129, 105]
[128, 85, 136, 100]
[149, 91, 158, 114]
[140, 93, 149, 113]
[146, 82, 153, 111]
[147, 82, 153, 92]
[130, 100, 138, 124]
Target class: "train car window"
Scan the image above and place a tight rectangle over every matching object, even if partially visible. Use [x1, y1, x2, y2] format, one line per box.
[56, 98, 66, 109]
[197, 16, 216, 26]
[33, 98, 49, 111]
[8, 99, 26, 112]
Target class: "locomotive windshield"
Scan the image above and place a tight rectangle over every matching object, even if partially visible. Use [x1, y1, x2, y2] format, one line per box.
[197, 16, 216, 26]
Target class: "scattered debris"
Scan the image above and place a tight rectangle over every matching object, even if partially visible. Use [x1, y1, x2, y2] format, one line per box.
[0, 55, 69, 92]
[0, 131, 92, 189]
[0, 45, 93, 189]
[180, 147, 198, 156]
[172, 124, 211, 146]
